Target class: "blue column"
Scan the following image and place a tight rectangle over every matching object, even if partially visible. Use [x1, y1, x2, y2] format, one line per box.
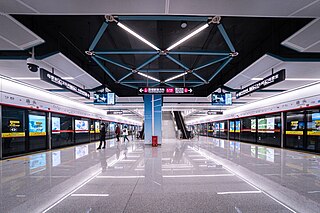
[144, 95, 162, 145]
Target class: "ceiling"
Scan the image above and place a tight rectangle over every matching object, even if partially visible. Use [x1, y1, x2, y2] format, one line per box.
[0, 0, 319, 119]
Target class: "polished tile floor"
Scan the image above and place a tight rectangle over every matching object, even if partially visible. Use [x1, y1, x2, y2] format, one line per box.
[1, 137, 320, 213]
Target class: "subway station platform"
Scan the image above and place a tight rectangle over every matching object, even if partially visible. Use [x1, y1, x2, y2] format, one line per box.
[1, 137, 319, 213]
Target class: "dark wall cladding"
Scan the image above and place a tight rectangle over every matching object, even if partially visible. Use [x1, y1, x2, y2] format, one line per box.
[194, 107, 320, 153]
[1, 105, 139, 158]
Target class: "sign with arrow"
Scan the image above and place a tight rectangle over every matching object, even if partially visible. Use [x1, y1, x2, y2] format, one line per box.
[138, 87, 193, 95]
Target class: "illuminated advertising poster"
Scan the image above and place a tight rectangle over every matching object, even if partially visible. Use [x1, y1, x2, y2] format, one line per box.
[220, 123, 225, 132]
[266, 117, 275, 133]
[75, 145, 89, 159]
[52, 117, 60, 134]
[29, 115, 46, 136]
[52, 151, 61, 167]
[235, 121, 240, 133]
[29, 153, 46, 174]
[230, 121, 234, 132]
[215, 123, 220, 132]
[2, 119, 25, 138]
[258, 118, 267, 132]
[75, 120, 89, 133]
[312, 113, 320, 130]
[266, 148, 275, 163]
[95, 122, 100, 133]
[251, 119, 256, 132]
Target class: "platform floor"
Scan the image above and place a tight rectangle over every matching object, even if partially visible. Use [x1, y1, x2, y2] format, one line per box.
[1, 137, 320, 213]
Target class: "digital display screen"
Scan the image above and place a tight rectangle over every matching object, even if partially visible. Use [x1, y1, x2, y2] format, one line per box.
[52, 117, 60, 134]
[94, 92, 116, 105]
[212, 93, 232, 105]
[29, 115, 46, 136]
[75, 120, 89, 132]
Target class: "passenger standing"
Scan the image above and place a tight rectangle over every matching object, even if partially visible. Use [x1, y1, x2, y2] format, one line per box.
[123, 125, 129, 143]
[97, 123, 106, 149]
[115, 124, 121, 142]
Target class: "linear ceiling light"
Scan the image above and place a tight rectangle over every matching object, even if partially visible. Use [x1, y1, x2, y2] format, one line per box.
[164, 72, 187, 83]
[137, 72, 161, 82]
[166, 23, 209, 51]
[117, 22, 160, 51]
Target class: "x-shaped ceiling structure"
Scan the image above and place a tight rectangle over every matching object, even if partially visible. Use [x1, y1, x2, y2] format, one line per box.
[86, 15, 238, 90]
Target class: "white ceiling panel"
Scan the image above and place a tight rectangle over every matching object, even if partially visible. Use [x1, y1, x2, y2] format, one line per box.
[0, 14, 44, 50]
[18, 0, 166, 14]
[290, 1, 320, 17]
[42, 53, 101, 89]
[0, 0, 319, 17]
[0, 0, 38, 13]
[281, 19, 320, 52]
[169, 0, 317, 17]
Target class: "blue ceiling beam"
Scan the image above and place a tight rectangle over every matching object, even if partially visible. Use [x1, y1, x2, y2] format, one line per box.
[136, 54, 160, 70]
[193, 56, 230, 71]
[164, 82, 175, 87]
[166, 55, 189, 70]
[168, 81, 203, 84]
[89, 22, 108, 51]
[92, 56, 117, 82]
[118, 16, 208, 22]
[118, 72, 134, 82]
[95, 50, 158, 55]
[139, 69, 184, 73]
[95, 55, 132, 71]
[120, 83, 139, 89]
[217, 24, 236, 52]
[169, 51, 230, 56]
[192, 72, 207, 83]
[192, 83, 205, 88]
[208, 57, 233, 82]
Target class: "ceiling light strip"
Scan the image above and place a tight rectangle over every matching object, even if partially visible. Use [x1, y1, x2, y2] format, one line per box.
[164, 72, 187, 83]
[117, 22, 160, 51]
[166, 23, 209, 51]
[137, 72, 161, 82]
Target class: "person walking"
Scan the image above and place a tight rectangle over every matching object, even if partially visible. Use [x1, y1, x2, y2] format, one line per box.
[123, 125, 129, 143]
[115, 124, 121, 142]
[97, 123, 106, 149]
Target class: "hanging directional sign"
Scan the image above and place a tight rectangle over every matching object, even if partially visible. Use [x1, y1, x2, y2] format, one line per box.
[138, 87, 193, 95]
[40, 68, 90, 99]
[235, 69, 286, 99]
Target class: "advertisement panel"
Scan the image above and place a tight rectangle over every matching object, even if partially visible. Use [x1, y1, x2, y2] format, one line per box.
[251, 119, 256, 132]
[52, 117, 60, 134]
[235, 121, 240, 133]
[2, 119, 25, 138]
[29, 115, 46, 136]
[75, 120, 89, 133]
[95, 122, 100, 133]
[230, 121, 234, 132]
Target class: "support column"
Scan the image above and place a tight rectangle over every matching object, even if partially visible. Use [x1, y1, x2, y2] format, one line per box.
[144, 95, 162, 145]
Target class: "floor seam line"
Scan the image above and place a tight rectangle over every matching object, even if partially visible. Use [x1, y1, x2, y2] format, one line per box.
[122, 175, 140, 213]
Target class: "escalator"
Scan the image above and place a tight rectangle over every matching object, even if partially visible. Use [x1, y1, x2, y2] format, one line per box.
[173, 111, 189, 139]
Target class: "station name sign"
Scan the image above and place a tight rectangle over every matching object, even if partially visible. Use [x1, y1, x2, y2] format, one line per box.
[138, 87, 193, 95]
[207, 111, 223, 115]
[235, 69, 285, 99]
[107, 111, 123, 115]
[40, 68, 90, 99]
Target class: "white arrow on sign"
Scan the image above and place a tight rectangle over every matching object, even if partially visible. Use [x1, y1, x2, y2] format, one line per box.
[139, 88, 143, 93]
[188, 88, 193, 93]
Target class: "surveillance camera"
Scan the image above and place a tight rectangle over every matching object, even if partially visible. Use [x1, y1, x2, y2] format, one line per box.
[27, 58, 39, 72]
